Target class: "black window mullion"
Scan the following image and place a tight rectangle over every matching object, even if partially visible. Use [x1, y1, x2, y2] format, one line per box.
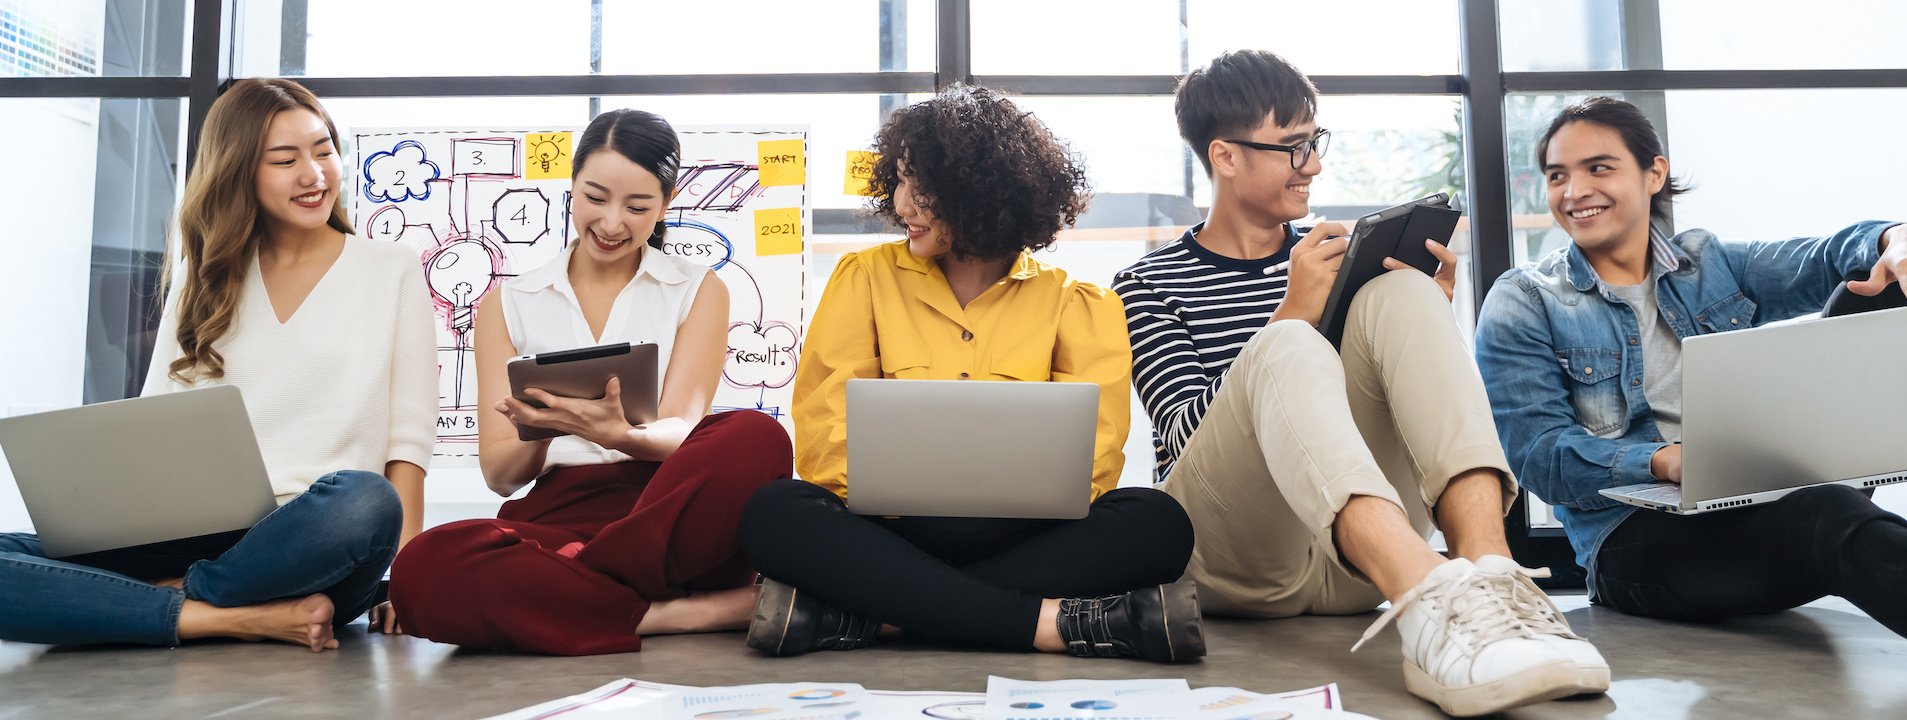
[184, 0, 232, 174]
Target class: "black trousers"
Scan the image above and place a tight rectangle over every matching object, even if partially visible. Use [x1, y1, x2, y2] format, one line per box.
[739, 479, 1195, 649]
[1593, 484, 1907, 637]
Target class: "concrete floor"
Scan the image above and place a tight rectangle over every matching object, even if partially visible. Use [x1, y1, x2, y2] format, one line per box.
[0, 594, 1900, 719]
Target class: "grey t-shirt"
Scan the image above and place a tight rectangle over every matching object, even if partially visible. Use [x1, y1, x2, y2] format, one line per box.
[1605, 279, 1683, 442]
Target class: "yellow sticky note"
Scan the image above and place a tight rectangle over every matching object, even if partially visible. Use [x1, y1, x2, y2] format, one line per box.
[844, 150, 880, 196]
[524, 132, 573, 180]
[755, 208, 803, 256]
[756, 139, 806, 187]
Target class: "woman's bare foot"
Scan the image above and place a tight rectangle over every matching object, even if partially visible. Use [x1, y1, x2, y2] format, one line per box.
[636, 586, 759, 636]
[178, 594, 338, 652]
[152, 577, 184, 589]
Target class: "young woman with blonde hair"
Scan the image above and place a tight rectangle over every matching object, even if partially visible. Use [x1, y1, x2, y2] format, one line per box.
[0, 78, 436, 652]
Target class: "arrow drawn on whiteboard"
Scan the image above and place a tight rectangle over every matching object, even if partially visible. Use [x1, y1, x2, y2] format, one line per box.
[663, 217, 799, 392]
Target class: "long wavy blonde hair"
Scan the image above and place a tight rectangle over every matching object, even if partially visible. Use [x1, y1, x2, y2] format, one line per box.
[163, 78, 353, 384]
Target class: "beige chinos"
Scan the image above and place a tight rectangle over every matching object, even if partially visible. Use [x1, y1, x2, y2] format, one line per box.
[1161, 269, 1517, 618]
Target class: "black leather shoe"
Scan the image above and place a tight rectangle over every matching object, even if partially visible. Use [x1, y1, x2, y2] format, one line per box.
[746, 578, 879, 657]
[1056, 579, 1205, 663]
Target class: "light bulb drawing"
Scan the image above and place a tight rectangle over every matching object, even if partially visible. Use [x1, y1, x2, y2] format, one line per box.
[530, 137, 566, 174]
[424, 237, 502, 351]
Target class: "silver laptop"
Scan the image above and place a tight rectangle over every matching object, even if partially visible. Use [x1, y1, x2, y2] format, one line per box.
[0, 385, 278, 557]
[845, 379, 1099, 519]
[1600, 306, 1907, 514]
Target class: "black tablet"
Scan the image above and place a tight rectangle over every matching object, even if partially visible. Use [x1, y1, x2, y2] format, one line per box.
[505, 342, 660, 441]
[1316, 193, 1462, 347]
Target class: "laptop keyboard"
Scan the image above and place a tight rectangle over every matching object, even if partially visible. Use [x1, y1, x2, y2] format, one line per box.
[1614, 483, 1684, 505]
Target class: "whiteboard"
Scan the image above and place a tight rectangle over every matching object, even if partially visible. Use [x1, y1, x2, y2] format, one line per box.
[350, 125, 809, 465]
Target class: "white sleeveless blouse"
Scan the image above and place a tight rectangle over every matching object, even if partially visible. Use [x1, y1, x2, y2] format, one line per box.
[499, 244, 708, 471]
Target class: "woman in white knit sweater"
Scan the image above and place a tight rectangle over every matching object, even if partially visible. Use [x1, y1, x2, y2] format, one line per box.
[0, 79, 436, 652]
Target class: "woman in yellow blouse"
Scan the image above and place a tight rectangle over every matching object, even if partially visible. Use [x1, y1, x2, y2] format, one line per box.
[738, 86, 1202, 663]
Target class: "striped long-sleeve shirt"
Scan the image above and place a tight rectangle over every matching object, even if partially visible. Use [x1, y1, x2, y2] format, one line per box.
[1112, 223, 1296, 481]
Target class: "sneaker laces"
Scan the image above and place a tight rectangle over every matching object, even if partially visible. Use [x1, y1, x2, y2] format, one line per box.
[1487, 563, 1583, 640]
[1351, 565, 1534, 654]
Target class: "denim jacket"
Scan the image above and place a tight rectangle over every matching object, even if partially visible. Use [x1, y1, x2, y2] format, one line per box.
[1474, 221, 1893, 577]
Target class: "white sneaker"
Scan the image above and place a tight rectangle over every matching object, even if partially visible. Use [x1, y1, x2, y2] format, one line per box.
[1475, 554, 1611, 694]
[1352, 558, 1580, 717]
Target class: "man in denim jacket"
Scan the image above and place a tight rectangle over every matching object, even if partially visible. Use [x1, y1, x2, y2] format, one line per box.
[1475, 97, 1907, 637]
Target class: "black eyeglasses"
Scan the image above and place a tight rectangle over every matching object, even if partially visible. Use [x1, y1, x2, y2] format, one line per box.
[1224, 129, 1331, 169]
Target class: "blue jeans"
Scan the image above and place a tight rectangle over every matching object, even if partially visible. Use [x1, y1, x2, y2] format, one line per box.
[0, 470, 401, 646]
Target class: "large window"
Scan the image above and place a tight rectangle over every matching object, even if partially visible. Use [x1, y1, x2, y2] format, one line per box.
[601, 1, 936, 75]
[0, 0, 187, 531]
[1501, 0, 1907, 72]
[1507, 89, 1907, 266]
[237, 1, 595, 77]
[970, 0, 1458, 75]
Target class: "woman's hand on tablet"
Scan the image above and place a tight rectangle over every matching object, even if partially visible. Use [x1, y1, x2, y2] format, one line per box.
[499, 377, 634, 448]
[1383, 239, 1460, 303]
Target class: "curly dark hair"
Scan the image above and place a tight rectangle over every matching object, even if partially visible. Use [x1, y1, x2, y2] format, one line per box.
[868, 85, 1091, 261]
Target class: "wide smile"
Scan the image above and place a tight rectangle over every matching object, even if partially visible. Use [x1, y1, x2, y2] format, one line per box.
[291, 189, 328, 209]
[1567, 206, 1608, 220]
[590, 229, 632, 253]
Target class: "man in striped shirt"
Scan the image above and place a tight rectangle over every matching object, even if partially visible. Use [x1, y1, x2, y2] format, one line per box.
[1114, 50, 1606, 716]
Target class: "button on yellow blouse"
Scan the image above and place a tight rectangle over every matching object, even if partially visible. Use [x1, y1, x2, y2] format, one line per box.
[793, 240, 1133, 501]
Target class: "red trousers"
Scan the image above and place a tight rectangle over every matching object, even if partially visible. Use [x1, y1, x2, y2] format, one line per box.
[389, 410, 791, 655]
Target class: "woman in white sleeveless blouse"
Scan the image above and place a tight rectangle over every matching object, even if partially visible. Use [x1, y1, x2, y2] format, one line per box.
[387, 110, 791, 655]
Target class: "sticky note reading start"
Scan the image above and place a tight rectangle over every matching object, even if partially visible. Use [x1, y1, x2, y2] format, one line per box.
[755, 207, 802, 256]
[756, 139, 806, 187]
[844, 150, 880, 196]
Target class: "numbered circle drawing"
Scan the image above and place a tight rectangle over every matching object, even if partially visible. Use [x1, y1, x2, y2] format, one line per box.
[364, 205, 407, 242]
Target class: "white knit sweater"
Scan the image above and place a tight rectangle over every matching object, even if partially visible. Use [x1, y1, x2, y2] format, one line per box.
[143, 238, 438, 501]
